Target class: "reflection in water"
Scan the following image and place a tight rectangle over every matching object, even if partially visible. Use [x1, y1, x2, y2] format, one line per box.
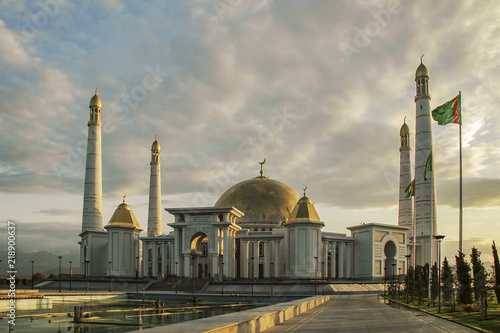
[5, 298, 270, 333]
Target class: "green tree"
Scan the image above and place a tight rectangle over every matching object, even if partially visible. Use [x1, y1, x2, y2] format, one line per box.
[471, 247, 482, 301]
[430, 262, 439, 304]
[32, 272, 46, 283]
[406, 266, 416, 301]
[456, 251, 473, 305]
[441, 257, 454, 305]
[492, 241, 500, 303]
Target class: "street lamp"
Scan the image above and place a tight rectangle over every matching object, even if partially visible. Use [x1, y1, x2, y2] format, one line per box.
[314, 256, 318, 295]
[175, 262, 178, 294]
[85, 260, 90, 293]
[69, 261, 72, 291]
[31, 261, 34, 290]
[405, 254, 411, 304]
[108, 261, 111, 292]
[58, 256, 62, 292]
[434, 235, 445, 313]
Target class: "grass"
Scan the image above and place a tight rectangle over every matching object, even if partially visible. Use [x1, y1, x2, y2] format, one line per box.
[387, 292, 500, 333]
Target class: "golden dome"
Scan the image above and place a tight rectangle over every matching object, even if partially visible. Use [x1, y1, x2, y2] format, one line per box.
[400, 122, 410, 136]
[89, 94, 102, 108]
[108, 203, 140, 228]
[288, 196, 321, 222]
[214, 177, 300, 224]
[415, 62, 429, 79]
[152, 139, 161, 151]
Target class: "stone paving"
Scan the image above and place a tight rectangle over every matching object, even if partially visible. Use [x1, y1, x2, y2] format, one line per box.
[263, 295, 477, 333]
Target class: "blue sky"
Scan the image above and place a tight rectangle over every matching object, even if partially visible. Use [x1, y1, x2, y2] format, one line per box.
[0, 0, 499, 265]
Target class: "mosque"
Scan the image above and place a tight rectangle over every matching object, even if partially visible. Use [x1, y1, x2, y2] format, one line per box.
[78, 60, 438, 283]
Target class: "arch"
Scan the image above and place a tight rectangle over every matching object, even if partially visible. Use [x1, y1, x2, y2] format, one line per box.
[190, 231, 209, 254]
[384, 240, 397, 279]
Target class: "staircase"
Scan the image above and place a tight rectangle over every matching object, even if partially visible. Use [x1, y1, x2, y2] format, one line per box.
[146, 276, 211, 292]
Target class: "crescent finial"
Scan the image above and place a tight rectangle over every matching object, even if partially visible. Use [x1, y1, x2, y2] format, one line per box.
[123, 193, 126, 203]
[420, 54, 424, 64]
[404, 116, 406, 124]
[259, 158, 266, 177]
[95, 86, 98, 95]
[303, 186, 307, 197]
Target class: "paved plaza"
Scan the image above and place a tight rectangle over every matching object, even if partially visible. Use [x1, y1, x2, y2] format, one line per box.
[263, 295, 477, 333]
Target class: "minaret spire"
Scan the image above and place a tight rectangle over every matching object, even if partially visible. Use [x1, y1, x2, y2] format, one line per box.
[398, 119, 412, 232]
[413, 59, 438, 267]
[147, 136, 162, 237]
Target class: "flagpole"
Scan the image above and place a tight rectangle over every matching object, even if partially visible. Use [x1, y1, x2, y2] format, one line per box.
[459, 91, 463, 253]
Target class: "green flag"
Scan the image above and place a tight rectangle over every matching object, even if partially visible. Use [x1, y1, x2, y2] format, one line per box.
[405, 179, 414, 198]
[424, 151, 432, 181]
[432, 93, 461, 125]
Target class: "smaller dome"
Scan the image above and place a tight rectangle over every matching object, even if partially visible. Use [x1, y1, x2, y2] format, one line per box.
[152, 139, 161, 151]
[90, 94, 102, 108]
[288, 196, 320, 222]
[415, 62, 429, 79]
[108, 203, 140, 228]
[400, 122, 410, 136]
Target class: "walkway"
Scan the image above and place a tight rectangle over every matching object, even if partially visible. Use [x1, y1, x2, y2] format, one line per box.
[263, 295, 476, 333]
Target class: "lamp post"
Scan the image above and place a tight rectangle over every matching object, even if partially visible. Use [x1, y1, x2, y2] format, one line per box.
[31, 261, 34, 290]
[405, 254, 411, 304]
[69, 261, 72, 291]
[314, 256, 318, 295]
[434, 235, 445, 313]
[136, 256, 139, 293]
[108, 261, 111, 292]
[175, 262, 178, 294]
[251, 257, 255, 299]
[58, 256, 62, 292]
[383, 267, 386, 300]
[85, 260, 90, 293]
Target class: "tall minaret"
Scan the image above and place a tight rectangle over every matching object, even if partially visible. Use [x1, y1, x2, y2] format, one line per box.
[82, 88, 104, 232]
[147, 136, 162, 237]
[80, 88, 107, 276]
[414, 58, 438, 267]
[398, 119, 412, 231]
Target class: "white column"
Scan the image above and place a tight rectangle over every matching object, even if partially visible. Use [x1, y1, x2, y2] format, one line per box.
[242, 240, 248, 278]
[142, 241, 149, 277]
[330, 242, 336, 278]
[322, 240, 328, 278]
[338, 242, 345, 278]
[274, 240, 280, 278]
[174, 229, 180, 275]
[183, 254, 190, 277]
[223, 227, 229, 277]
[263, 241, 270, 278]
[161, 242, 166, 277]
[151, 242, 158, 277]
[345, 243, 352, 278]
[253, 242, 259, 279]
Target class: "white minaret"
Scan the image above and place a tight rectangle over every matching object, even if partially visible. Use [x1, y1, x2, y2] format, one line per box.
[147, 136, 162, 237]
[79, 88, 107, 276]
[414, 58, 438, 267]
[82, 88, 104, 232]
[398, 119, 412, 231]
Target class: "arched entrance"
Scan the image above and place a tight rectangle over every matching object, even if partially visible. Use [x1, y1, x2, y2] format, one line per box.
[384, 241, 397, 279]
[190, 231, 210, 278]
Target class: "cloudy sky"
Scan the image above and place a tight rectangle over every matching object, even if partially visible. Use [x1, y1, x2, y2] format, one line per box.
[1, 0, 499, 266]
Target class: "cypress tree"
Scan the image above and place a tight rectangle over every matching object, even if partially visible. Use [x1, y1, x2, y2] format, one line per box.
[441, 257, 454, 305]
[492, 241, 500, 303]
[456, 251, 473, 305]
